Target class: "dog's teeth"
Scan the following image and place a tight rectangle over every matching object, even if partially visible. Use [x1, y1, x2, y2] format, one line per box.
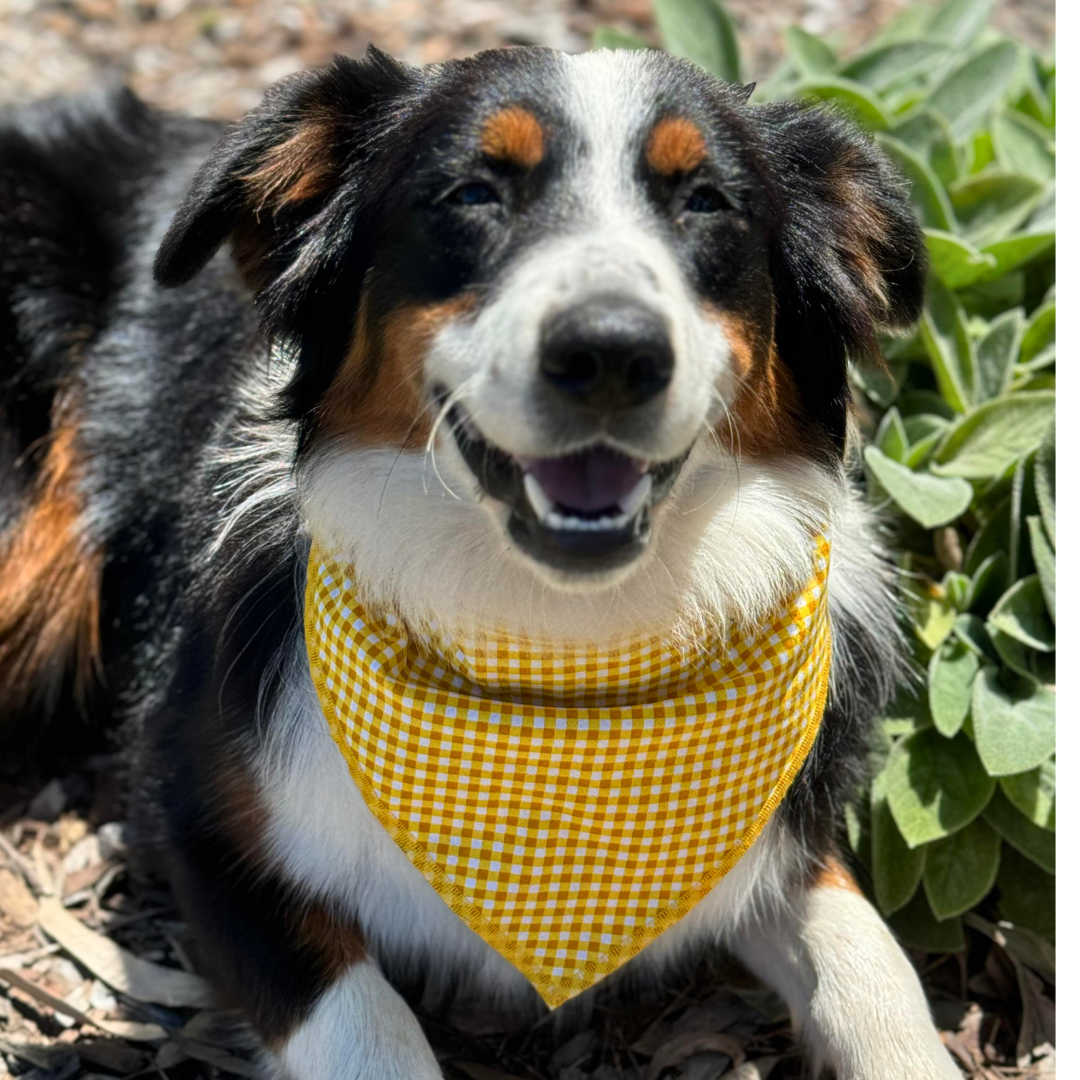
[541, 511, 630, 532]
[618, 474, 652, 518]
[524, 474, 554, 520]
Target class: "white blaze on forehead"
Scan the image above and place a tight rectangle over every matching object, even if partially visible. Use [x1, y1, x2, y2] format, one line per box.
[556, 48, 667, 228]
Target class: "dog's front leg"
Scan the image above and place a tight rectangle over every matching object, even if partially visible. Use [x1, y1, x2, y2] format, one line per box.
[730, 860, 961, 1079]
[269, 959, 442, 1080]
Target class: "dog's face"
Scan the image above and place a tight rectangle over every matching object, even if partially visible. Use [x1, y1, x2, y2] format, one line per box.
[157, 47, 923, 599]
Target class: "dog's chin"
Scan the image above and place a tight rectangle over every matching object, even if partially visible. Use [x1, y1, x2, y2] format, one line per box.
[447, 405, 693, 591]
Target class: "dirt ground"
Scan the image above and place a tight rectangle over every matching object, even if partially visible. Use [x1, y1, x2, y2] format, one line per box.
[0, 0, 1055, 121]
[0, 1, 1056, 1078]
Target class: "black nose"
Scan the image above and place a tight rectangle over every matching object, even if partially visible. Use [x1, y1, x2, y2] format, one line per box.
[539, 296, 674, 410]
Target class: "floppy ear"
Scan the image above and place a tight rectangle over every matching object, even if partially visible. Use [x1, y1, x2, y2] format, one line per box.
[153, 47, 418, 290]
[757, 102, 926, 445]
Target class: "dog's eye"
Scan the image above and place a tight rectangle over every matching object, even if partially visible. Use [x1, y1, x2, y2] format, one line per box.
[685, 186, 731, 214]
[448, 181, 500, 206]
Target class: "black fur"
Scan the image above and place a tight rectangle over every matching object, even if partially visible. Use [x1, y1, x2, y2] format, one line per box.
[0, 46, 924, 1053]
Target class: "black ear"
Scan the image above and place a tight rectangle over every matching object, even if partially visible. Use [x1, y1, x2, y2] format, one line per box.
[153, 47, 418, 289]
[757, 102, 926, 442]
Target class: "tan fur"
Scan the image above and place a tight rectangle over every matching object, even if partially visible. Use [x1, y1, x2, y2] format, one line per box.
[0, 399, 102, 712]
[646, 117, 706, 176]
[242, 114, 337, 215]
[295, 904, 368, 979]
[317, 295, 476, 448]
[480, 107, 545, 169]
[812, 855, 864, 896]
[713, 309, 823, 459]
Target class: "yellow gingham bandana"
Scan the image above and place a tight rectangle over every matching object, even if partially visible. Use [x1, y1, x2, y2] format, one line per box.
[305, 537, 831, 1007]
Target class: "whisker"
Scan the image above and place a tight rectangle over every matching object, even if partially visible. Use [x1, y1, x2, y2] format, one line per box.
[378, 414, 427, 519]
[424, 377, 480, 500]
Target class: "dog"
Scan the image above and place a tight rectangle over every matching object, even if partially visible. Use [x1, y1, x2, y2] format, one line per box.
[0, 44, 961, 1079]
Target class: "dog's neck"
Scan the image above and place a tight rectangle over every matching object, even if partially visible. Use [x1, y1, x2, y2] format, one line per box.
[300, 438, 839, 646]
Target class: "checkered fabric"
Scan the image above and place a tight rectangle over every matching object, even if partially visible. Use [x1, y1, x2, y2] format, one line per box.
[305, 537, 831, 1008]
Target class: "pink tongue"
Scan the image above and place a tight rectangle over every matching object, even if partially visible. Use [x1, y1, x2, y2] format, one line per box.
[528, 447, 646, 513]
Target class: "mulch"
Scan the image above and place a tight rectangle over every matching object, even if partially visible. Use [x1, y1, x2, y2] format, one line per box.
[0, 756, 1055, 1079]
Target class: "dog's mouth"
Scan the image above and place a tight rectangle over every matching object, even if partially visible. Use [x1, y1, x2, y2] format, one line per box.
[447, 405, 689, 573]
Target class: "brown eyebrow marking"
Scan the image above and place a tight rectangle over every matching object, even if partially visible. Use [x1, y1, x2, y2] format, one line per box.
[480, 107, 545, 169]
[646, 116, 707, 176]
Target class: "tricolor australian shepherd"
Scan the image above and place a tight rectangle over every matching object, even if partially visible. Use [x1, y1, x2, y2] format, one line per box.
[0, 45, 960, 1079]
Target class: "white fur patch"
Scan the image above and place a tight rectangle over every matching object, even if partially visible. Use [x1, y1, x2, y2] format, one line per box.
[272, 959, 442, 1080]
[732, 884, 961, 1079]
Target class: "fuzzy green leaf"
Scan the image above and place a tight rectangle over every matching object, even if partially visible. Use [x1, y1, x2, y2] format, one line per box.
[923, 818, 1000, 920]
[980, 232, 1055, 280]
[986, 623, 1045, 682]
[1034, 426, 1055, 547]
[983, 789, 1054, 873]
[920, 275, 976, 410]
[926, 0, 995, 48]
[888, 888, 966, 953]
[891, 108, 962, 186]
[971, 668, 1055, 777]
[995, 843, 1055, 941]
[877, 681, 932, 738]
[923, 228, 995, 289]
[654, 0, 741, 81]
[841, 40, 949, 91]
[885, 729, 994, 847]
[1000, 760, 1055, 832]
[987, 576, 1054, 651]
[932, 391, 1055, 479]
[878, 138, 958, 231]
[864, 446, 972, 528]
[965, 556, 1007, 617]
[592, 27, 650, 50]
[992, 110, 1056, 182]
[905, 415, 950, 469]
[1027, 517, 1055, 621]
[929, 41, 1020, 138]
[795, 78, 893, 130]
[975, 308, 1024, 400]
[874, 407, 909, 461]
[783, 26, 837, 77]
[928, 637, 980, 737]
[871, 3, 937, 48]
[1020, 301, 1055, 364]
[950, 172, 1046, 245]
[871, 778, 925, 915]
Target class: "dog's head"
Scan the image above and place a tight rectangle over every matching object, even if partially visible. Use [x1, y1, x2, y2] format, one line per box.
[156, 46, 923, 622]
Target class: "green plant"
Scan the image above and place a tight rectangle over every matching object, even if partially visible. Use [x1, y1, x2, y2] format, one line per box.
[595, 0, 1055, 956]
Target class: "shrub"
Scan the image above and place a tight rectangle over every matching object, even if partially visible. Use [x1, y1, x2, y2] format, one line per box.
[596, 0, 1056, 957]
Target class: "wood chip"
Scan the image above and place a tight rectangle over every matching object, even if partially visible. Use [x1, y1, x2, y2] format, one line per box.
[645, 1031, 745, 1080]
[37, 896, 216, 1009]
[0, 832, 44, 895]
[62, 860, 119, 899]
[453, 1062, 530, 1080]
[722, 1058, 780, 1080]
[0, 868, 39, 928]
[0, 967, 167, 1042]
[167, 1034, 260, 1077]
[74, 1037, 148, 1074]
